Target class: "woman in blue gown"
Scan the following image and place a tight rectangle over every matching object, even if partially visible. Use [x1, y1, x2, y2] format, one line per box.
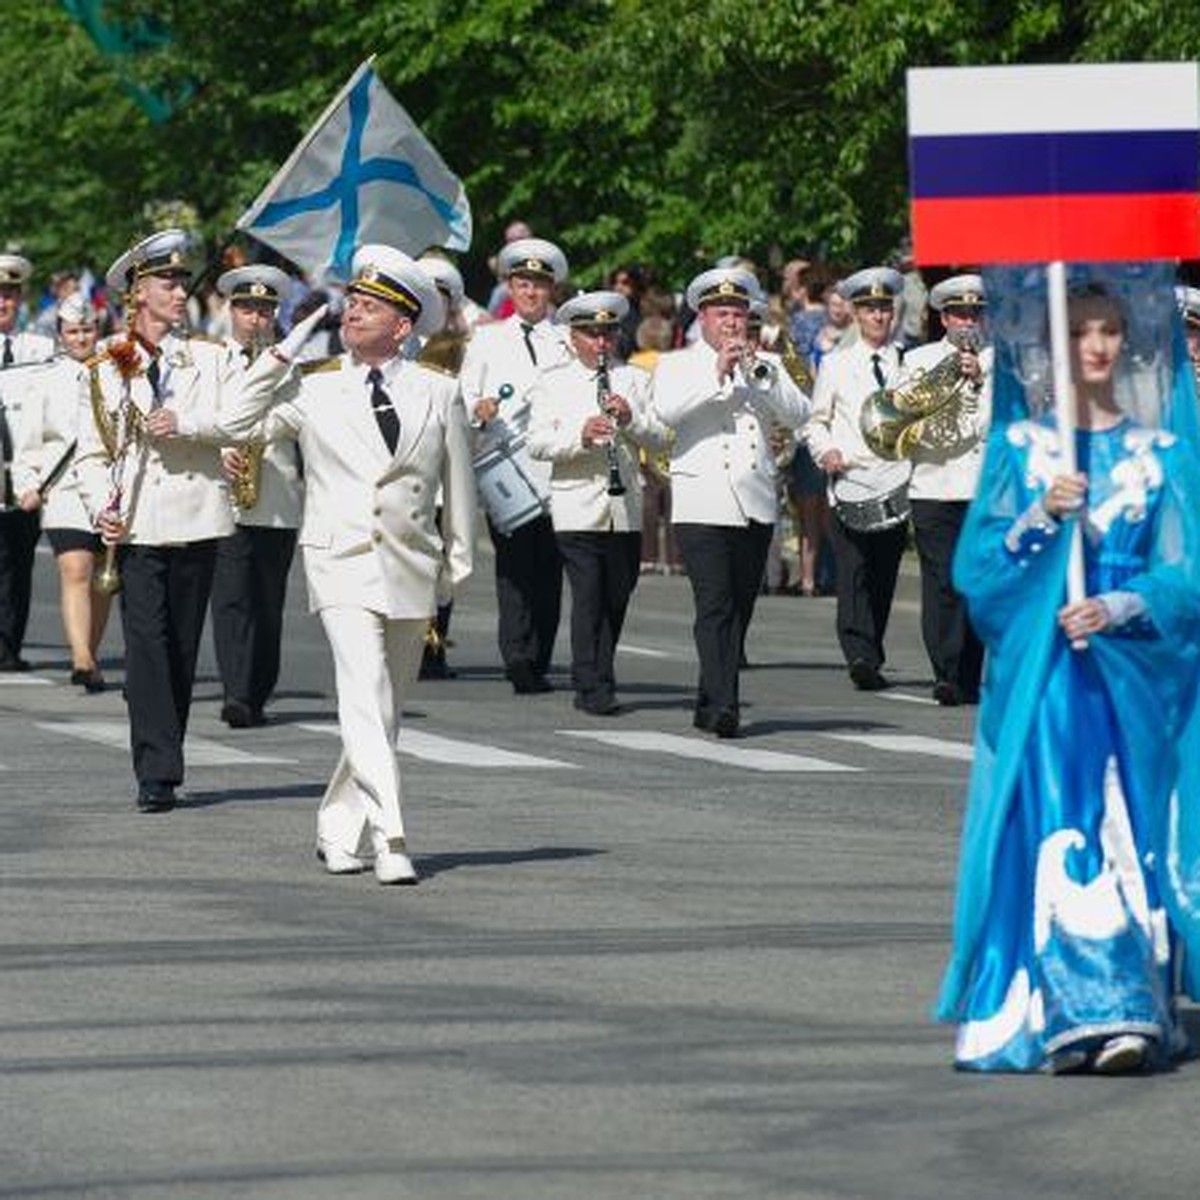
[939, 279, 1200, 1074]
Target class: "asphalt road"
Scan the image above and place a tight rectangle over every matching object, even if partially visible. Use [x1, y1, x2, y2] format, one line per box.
[2, 536, 1197, 1199]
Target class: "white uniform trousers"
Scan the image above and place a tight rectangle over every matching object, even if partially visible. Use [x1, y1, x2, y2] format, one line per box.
[316, 607, 426, 857]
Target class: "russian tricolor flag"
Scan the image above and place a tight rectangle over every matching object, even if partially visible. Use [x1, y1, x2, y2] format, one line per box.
[908, 63, 1200, 265]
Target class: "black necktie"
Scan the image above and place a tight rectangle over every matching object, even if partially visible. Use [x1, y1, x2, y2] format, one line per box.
[0, 337, 13, 506]
[146, 358, 163, 407]
[871, 352, 887, 390]
[520, 322, 538, 365]
[367, 367, 400, 454]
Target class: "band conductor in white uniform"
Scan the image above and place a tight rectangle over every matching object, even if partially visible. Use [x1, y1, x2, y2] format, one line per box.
[528, 289, 669, 714]
[651, 265, 809, 738]
[183, 244, 475, 885]
[459, 236, 570, 694]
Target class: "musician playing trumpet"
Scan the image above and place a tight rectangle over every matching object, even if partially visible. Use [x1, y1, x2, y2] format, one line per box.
[900, 273, 992, 706]
[527, 290, 669, 716]
[650, 265, 809, 739]
[209, 264, 302, 730]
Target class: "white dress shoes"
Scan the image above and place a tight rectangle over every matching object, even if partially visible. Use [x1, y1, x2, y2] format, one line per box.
[1092, 1033, 1149, 1075]
[317, 844, 370, 875]
[373, 841, 418, 885]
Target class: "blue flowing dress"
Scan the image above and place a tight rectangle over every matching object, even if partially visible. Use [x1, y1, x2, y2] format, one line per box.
[939, 415, 1200, 1071]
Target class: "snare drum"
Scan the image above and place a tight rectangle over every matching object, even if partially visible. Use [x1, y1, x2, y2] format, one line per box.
[473, 432, 550, 534]
[832, 460, 912, 533]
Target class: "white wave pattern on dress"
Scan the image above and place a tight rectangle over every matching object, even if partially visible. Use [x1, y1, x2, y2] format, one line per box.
[956, 968, 1044, 1062]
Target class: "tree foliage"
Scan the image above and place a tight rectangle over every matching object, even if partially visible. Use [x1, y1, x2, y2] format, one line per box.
[2, 0, 1199, 295]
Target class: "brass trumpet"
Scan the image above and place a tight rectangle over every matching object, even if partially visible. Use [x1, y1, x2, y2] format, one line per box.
[860, 329, 982, 461]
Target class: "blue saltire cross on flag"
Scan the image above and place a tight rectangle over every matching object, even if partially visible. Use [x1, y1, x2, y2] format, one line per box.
[237, 58, 472, 281]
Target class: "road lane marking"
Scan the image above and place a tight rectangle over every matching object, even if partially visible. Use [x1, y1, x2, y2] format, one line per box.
[37, 721, 298, 766]
[560, 730, 859, 773]
[821, 732, 974, 762]
[0, 675, 53, 686]
[876, 691, 938, 706]
[616, 643, 672, 659]
[297, 723, 575, 770]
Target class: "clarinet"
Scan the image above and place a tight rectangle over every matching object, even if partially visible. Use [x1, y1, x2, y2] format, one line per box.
[596, 349, 627, 497]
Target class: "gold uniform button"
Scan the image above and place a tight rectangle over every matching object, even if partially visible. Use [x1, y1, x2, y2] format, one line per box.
[372, 531, 382, 544]
[411, 482, 422, 493]
[373, 507, 382, 517]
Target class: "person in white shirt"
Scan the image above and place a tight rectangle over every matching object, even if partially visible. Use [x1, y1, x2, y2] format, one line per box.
[179, 244, 475, 886]
[901, 274, 991, 705]
[0, 252, 55, 671]
[651, 265, 809, 738]
[81, 229, 237, 813]
[528, 290, 668, 715]
[12, 292, 112, 690]
[803, 266, 910, 692]
[459, 236, 571, 694]
[208, 264, 302, 729]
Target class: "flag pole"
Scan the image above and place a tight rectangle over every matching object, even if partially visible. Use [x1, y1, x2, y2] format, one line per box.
[1046, 259, 1088, 649]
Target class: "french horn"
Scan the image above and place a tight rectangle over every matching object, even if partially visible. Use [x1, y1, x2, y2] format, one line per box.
[859, 328, 982, 461]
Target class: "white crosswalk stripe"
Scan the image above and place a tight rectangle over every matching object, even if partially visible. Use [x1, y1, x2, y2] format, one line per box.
[297, 723, 575, 770]
[561, 729, 860, 773]
[875, 690, 938, 706]
[616, 643, 672, 659]
[37, 721, 298, 766]
[0, 675, 53, 686]
[820, 732, 974, 762]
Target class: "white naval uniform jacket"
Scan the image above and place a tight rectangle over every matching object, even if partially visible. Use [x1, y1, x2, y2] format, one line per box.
[220, 338, 303, 529]
[458, 314, 571, 496]
[900, 338, 994, 502]
[198, 351, 475, 620]
[11, 356, 94, 532]
[0, 330, 56, 511]
[75, 331, 236, 545]
[802, 338, 910, 502]
[650, 339, 809, 527]
[526, 357, 668, 533]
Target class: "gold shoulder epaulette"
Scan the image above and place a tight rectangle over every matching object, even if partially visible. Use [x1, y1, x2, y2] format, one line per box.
[299, 356, 342, 376]
[187, 332, 224, 345]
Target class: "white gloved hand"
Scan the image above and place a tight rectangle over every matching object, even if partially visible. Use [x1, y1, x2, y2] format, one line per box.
[274, 303, 330, 362]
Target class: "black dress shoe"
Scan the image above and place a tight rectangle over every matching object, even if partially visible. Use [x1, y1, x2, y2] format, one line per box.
[932, 681, 963, 707]
[136, 784, 176, 813]
[693, 708, 715, 732]
[712, 709, 742, 739]
[71, 668, 106, 693]
[848, 659, 887, 691]
[0, 656, 31, 673]
[575, 693, 621, 716]
[221, 700, 264, 729]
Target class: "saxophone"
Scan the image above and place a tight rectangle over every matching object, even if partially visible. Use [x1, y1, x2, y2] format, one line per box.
[229, 331, 273, 510]
[859, 328, 982, 461]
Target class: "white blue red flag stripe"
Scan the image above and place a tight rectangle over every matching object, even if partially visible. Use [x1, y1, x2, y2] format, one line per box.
[908, 63, 1200, 264]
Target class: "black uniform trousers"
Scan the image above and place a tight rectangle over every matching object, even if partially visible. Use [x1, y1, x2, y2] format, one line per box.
[119, 540, 218, 788]
[556, 529, 641, 707]
[910, 498, 984, 697]
[0, 508, 39, 664]
[828, 515, 908, 669]
[487, 513, 562, 679]
[210, 524, 298, 714]
[676, 520, 773, 720]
